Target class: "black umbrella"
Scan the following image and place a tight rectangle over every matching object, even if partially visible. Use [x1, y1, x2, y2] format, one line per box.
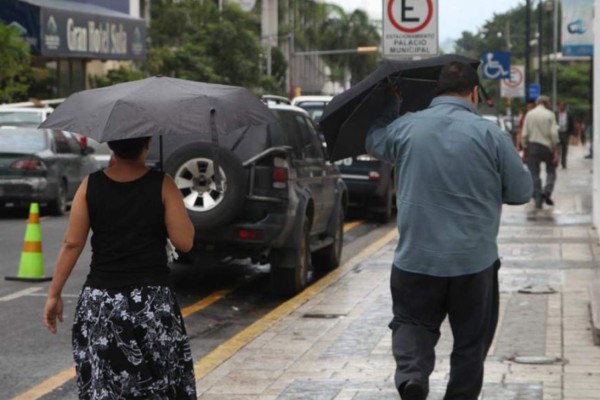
[319, 54, 481, 161]
[40, 76, 276, 142]
[39, 76, 277, 186]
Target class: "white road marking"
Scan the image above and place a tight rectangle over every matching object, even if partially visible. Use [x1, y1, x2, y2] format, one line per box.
[0, 287, 42, 301]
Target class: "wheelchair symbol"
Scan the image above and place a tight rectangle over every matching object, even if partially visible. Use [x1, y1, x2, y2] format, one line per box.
[483, 53, 509, 79]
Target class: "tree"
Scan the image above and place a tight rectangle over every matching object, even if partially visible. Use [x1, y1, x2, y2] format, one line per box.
[0, 22, 31, 103]
[455, 2, 590, 118]
[280, 1, 381, 88]
[147, 0, 269, 90]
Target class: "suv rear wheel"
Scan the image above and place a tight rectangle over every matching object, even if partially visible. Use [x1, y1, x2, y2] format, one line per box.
[270, 218, 311, 296]
[165, 144, 247, 229]
[47, 180, 67, 216]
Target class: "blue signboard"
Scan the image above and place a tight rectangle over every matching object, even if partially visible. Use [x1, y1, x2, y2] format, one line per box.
[481, 51, 511, 80]
[528, 84, 541, 101]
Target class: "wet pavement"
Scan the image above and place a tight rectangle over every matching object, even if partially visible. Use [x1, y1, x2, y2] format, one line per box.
[194, 145, 600, 400]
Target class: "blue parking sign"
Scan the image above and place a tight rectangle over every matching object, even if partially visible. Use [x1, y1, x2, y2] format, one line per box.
[528, 83, 541, 100]
[481, 51, 511, 80]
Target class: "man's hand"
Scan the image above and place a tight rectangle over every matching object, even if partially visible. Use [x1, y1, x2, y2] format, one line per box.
[522, 145, 529, 163]
[552, 150, 559, 166]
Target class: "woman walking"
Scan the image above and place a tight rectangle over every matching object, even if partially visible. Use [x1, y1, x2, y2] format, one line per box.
[43, 137, 197, 399]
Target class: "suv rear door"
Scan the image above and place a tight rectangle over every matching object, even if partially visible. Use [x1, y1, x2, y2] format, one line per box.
[276, 109, 326, 233]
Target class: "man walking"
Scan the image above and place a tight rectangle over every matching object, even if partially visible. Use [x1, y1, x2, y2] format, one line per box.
[365, 62, 533, 400]
[522, 96, 560, 209]
[556, 100, 574, 169]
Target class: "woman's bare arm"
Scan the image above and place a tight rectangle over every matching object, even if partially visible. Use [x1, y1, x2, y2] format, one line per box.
[44, 178, 90, 333]
[163, 175, 195, 252]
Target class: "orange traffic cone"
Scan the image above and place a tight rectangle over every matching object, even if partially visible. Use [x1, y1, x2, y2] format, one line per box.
[5, 203, 52, 282]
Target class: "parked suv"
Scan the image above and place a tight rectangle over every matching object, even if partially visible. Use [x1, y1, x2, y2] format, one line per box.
[293, 95, 395, 222]
[148, 104, 347, 296]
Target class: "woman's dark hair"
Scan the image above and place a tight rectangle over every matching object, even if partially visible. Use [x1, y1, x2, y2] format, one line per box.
[435, 62, 480, 96]
[107, 137, 151, 160]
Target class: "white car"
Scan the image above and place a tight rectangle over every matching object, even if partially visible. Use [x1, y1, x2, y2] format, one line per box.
[0, 106, 54, 127]
[482, 114, 509, 134]
[291, 96, 333, 123]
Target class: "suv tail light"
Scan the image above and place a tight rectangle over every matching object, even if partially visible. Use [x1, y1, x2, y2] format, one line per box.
[238, 229, 264, 241]
[10, 159, 46, 171]
[273, 157, 289, 189]
[368, 171, 381, 181]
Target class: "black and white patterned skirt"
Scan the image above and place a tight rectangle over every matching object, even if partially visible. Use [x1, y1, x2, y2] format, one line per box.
[72, 286, 196, 399]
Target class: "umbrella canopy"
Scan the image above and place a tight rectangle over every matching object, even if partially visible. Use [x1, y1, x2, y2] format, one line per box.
[320, 54, 480, 161]
[39, 76, 277, 142]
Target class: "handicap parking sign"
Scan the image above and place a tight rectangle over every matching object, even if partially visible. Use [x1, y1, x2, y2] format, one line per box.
[481, 51, 511, 80]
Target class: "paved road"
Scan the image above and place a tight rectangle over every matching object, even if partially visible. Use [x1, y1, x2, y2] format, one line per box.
[0, 206, 391, 399]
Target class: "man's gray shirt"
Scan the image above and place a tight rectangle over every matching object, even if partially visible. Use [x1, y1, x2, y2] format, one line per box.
[366, 96, 533, 277]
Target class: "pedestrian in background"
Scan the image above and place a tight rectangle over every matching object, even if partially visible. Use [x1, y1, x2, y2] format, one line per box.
[556, 100, 574, 169]
[522, 95, 560, 209]
[43, 137, 197, 399]
[516, 100, 536, 151]
[365, 62, 532, 400]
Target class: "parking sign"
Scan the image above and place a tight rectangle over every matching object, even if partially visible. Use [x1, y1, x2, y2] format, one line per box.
[481, 51, 511, 80]
[383, 0, 439, 57]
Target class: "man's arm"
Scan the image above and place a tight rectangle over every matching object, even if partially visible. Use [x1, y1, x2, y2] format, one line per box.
[364, 93, 401, 163]
[521, 114, 530, 149]
[499, 132, 533, 204]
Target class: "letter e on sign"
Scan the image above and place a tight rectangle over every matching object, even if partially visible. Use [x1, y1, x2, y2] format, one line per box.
[388, 0, 433, 33]
[383, 0, 438, 57]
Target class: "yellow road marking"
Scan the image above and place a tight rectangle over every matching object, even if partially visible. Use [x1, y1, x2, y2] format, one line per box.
[13, 227, 396, 399]
[181, 287, 236, 318]
[11, 368, 76, 400]
[194, 227, 398, 380]
[343, 220, 364, 233]
[12, 287, 237, 400]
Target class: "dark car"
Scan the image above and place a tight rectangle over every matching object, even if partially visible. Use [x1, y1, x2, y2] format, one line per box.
[293, 96, 395, 222]
[148, 104, 347, 296]
[0, 127, 98, 215]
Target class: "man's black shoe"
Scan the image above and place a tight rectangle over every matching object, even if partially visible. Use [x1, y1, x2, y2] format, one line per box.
[542, 193, 554, 206]
[402, 380, 427, 400]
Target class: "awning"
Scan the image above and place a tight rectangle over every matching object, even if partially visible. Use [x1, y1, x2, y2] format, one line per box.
[0, 0, 146, 60]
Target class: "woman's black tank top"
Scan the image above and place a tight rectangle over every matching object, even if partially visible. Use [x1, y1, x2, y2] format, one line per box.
[84, 169, 169, 289]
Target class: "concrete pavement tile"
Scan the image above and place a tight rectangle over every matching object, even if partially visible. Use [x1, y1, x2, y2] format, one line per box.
[204, 370, 284, 395]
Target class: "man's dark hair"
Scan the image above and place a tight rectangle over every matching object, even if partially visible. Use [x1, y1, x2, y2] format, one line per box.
[107, 137, 151, 160]
[435, 62, 480, 96]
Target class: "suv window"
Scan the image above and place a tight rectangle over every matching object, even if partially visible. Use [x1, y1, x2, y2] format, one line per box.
[275, 110, 305, 158]
[52, 131, 73, 154]
[63, 131, 83, 154]
[295, 115, 323, 160]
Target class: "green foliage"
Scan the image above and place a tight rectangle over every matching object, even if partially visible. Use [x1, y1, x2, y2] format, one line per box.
[89, 66, 145, 88]
[279, 0, 381, 88]
[455, 2, 590, 118]
[147, 0, 267, 89]
[0, 22, 31, 103]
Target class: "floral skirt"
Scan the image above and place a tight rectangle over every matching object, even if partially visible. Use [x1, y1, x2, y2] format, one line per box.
[72, 286, 197, 400]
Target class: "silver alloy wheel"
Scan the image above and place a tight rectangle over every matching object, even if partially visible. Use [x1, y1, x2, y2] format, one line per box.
[174, 157, 227, 212]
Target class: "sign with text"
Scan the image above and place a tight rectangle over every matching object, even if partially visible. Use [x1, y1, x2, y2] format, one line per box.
[500, 65, 525, 98]
[40, 8, 146, 60]
[561, 0, 594, 56]
[383, 0, 438, 57]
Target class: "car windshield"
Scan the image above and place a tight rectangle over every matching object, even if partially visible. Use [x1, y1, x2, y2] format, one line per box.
[0, 111, 44, 125]
[296, 102, 328, 123]
[0, 129, 47, 153]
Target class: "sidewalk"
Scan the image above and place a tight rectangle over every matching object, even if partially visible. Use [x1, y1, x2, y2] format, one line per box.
[194, 144, 600, 400]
